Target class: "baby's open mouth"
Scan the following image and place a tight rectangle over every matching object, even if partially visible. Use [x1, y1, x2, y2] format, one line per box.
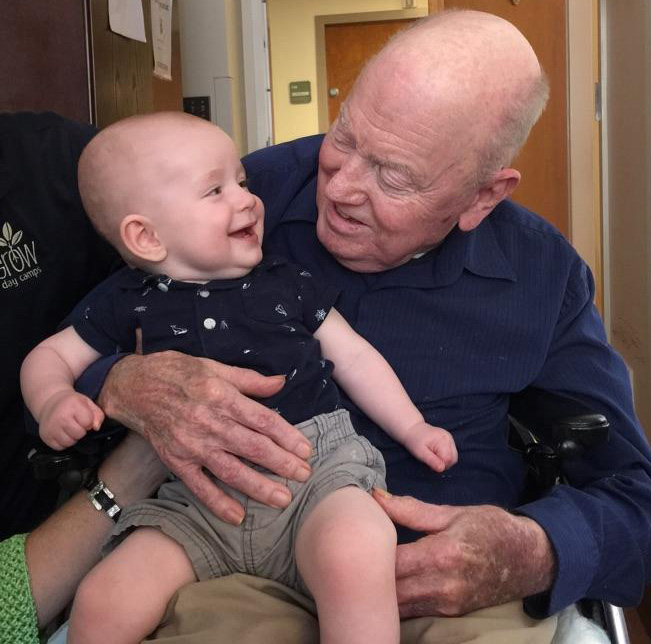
[230, 224, 257, 239]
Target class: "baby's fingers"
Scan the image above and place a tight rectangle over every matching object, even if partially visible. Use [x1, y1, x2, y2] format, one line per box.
[71, 399, 103, 432]
[59, 428, 82, 448]
[439, 436, 458, 467]
[418, 447, 448, 473]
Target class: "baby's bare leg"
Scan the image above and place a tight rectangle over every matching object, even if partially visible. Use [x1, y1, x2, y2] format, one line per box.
[68, 527, 196, 644]
[296, 486, 399, 644]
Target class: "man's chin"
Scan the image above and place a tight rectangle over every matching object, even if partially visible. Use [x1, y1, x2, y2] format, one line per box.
[316, 216, 387, 272]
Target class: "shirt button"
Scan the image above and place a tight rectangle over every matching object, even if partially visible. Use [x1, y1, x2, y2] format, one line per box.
[203, 317, 217, 330]
[198, 289, 210, 298]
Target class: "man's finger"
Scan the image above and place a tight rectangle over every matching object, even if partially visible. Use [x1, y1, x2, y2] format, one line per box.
[208, 361, 287, 399]
[223, 389, 313, 460]
[216, 424, 312, 483]
[178, 464, 246, 525]
[372, 489, 453, 533]
[203, 449, 295, 510]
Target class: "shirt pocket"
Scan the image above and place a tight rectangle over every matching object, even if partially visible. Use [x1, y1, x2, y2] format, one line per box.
[242, 285, 301, 326]
[136, 308, 201, 355]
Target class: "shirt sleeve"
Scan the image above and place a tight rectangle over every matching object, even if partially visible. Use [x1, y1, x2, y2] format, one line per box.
[287, 263, 340, 333]
[516, 256, 651, 616]
[66, 269, 137, 356]
[0, 534, 39, 644]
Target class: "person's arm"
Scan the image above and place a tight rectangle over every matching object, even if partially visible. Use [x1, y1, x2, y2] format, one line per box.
[97, 352, 313, 525]
[372, 491, 555, 617]
[25, 431, 167, 627]
[515, 257, 651, 615]
[375, 257, 651, 619]
[315, 309, 457, 471]
[20, 326, 104, 450]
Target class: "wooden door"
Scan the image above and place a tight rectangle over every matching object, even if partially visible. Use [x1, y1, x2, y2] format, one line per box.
[0, 0, 92, 123]
[325, 19, 417, 125]
[435, 0, 569, 237]
[90, 0, 183, 128]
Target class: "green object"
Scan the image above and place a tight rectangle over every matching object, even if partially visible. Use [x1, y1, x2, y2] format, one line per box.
[289, 81, 311, 104]
[0, 534, 39, 644]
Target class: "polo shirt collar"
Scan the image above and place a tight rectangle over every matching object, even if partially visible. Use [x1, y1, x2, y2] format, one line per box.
[116, 256, 288, 292]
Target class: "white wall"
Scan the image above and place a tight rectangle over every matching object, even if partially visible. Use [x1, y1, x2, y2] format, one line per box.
[603, 0, 651, 435]
[178, 0, 247, 153]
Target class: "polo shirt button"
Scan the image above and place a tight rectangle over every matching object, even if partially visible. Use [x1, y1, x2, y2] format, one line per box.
[198, 289, 210, 298]
[203, 317, 217, 330]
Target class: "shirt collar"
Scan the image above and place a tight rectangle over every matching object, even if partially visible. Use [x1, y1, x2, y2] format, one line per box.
[335, 211, 517, 292]
[117, 255, 288, 292]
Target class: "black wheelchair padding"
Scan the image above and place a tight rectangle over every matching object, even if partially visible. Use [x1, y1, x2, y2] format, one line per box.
[28, 419, 126, 502]
[508, 387, 609, 498]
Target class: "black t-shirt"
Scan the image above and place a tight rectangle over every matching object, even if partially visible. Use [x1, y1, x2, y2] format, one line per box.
[0, 112, 120, 538]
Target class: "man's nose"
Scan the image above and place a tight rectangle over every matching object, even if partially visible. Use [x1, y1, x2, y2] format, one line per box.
[325, 153, 368, 205]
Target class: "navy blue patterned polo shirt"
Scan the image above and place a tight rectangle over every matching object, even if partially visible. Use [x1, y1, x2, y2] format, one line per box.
[73, 256, 340, 424]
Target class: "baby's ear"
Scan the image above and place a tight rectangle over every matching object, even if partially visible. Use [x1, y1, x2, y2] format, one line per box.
[120, 214, 168, 263]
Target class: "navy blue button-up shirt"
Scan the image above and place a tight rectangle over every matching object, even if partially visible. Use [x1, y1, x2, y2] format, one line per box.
[74, 256, 340, 426]
[241, 134, 651, 615]
[75, 133, 651, 617]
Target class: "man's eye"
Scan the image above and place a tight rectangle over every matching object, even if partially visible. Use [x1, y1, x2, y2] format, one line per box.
[378, 167, 411, 193]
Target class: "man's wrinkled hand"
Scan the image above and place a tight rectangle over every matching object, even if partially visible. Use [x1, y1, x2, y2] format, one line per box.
[98, 351, 313, 525]
[372, 490, 556, 618]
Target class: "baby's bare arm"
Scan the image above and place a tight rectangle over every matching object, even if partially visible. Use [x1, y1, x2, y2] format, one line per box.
[315, 309, 456, 470]
[21, 326, 103, 448]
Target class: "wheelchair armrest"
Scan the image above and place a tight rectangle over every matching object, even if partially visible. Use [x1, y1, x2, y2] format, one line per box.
[509, 387, 609, 455]
[508, 388, 610, 496]
[28, 420, 126, 498]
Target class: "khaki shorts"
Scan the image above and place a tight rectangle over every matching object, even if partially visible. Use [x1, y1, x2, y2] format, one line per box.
[107, 409, 386, 594]
[147, 574, 558, 644]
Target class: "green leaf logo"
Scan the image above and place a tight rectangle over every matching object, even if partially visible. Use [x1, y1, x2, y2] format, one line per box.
[1, 222, 22, 249]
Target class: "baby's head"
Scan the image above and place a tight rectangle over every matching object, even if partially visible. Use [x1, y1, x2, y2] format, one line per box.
[78, 111, 264, 281]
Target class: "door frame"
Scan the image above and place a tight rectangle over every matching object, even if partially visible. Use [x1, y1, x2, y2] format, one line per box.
[567, 0, 604, 316]
[315, 8, 428, 133]
[241, 0, 274, 153]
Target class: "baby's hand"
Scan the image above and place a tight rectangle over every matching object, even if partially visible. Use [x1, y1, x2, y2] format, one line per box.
[402, 422, 458, 472]
[39, 390, 105, 451]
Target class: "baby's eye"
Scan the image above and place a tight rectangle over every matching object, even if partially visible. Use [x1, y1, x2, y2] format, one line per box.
[206, 186, 222, 196]
[238, 178, 249, 189]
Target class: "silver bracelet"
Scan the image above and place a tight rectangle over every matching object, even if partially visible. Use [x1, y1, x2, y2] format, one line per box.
[85, 477, 122, 522]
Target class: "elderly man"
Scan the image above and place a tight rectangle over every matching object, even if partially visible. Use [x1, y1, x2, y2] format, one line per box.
[57, 9, 651, 644]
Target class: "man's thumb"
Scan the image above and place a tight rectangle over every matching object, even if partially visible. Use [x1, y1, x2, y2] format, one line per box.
[372, 488, 450, 533]
[214, 363, 286, 397]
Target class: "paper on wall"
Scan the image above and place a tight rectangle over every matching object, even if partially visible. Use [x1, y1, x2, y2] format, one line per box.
[108, 0, 147, 43]
[151, 0, 173, 81]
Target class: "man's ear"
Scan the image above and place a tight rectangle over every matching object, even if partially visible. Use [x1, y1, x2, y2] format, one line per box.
[120, 214, 168, 263]
[458, 168, 521, 232]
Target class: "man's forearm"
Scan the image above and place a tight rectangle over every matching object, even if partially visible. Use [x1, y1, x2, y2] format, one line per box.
[25, 433, 166, 626]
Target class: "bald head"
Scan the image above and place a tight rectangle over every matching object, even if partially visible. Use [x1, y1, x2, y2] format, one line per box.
[354, 10, 548, 185]
[78, 111, 218, 252]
